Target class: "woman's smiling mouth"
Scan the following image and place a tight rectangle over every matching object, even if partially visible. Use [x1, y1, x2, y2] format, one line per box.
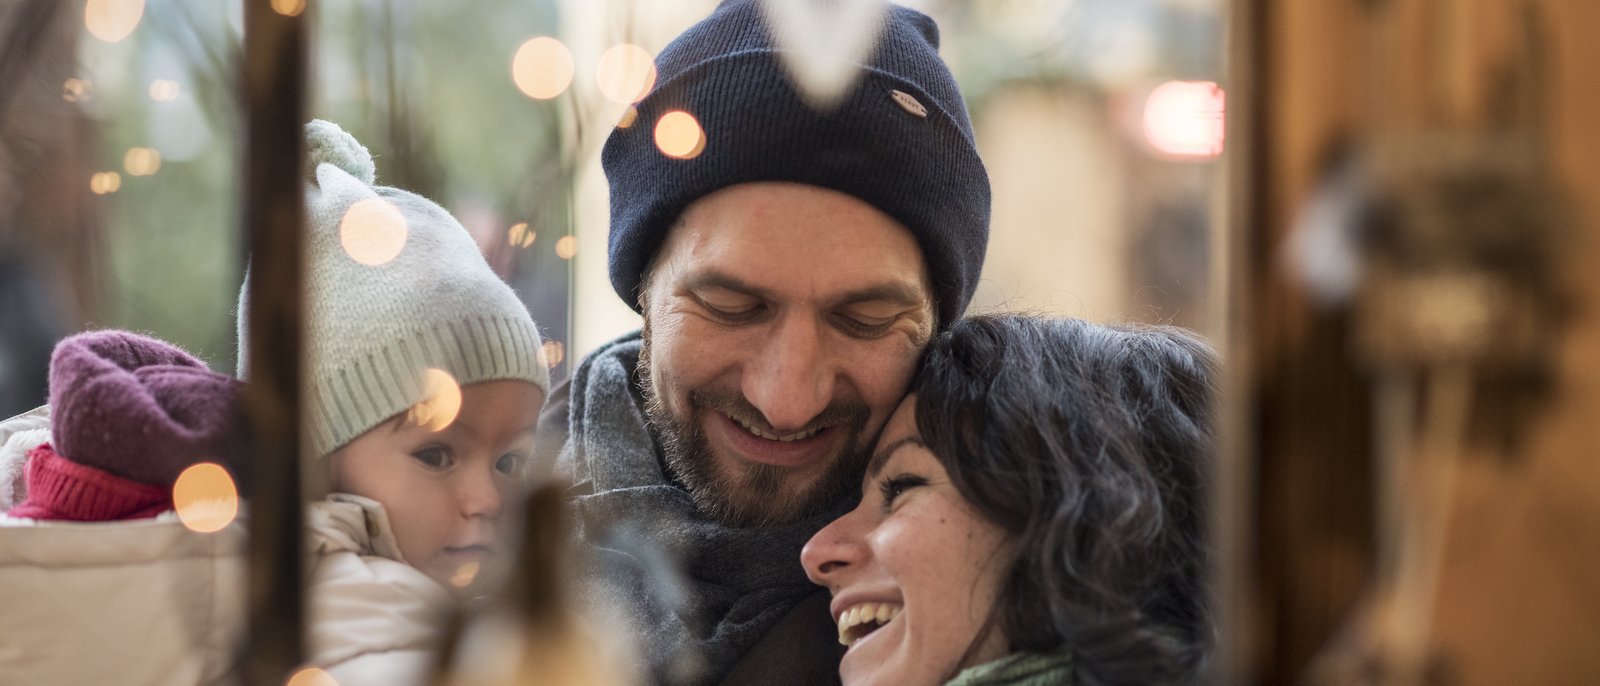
[836, 601, 903, 647]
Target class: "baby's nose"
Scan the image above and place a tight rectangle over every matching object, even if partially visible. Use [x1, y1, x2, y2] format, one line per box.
[459, 470, 504, 519]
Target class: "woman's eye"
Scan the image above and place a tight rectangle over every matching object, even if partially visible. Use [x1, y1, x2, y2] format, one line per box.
[412, 447, 453, 470]
[878, 473, 928, 509]
[494, 453, 526, 475]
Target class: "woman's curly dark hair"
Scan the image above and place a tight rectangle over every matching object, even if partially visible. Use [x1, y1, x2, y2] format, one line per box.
[912, 314, 1215, 685]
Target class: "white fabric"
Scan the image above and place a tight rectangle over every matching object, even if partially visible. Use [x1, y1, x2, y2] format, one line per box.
[0, 405, 50, 510]
[0, 511, 248, 686]
[0, 405, 245, 685]
[307, 493, 454, 685]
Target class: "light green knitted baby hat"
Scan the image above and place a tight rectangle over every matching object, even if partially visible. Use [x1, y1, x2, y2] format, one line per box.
[240, 120, 549, 456]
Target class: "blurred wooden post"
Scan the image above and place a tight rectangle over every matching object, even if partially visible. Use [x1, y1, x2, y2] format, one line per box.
[1220, 0, 1380, 682]
[1211, 0, 1265, 682]
[1223, 0, 1600, 683]
[239, 0, 309, 683]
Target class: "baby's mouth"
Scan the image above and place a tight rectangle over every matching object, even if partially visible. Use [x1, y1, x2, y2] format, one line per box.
[443, 544, 495, 559]
[836, 602, 903, 647]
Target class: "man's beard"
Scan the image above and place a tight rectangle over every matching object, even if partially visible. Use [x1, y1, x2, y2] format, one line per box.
[637, 330, 873, 527]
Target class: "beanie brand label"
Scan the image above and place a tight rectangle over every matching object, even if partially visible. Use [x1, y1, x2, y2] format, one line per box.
[890, 89, 928, 118]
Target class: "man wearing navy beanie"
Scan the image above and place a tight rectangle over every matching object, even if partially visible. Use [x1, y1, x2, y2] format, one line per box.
[538, 1, 990, 683]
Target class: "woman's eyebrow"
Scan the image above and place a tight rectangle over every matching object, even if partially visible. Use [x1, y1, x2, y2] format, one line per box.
[867, 435, 926, 479]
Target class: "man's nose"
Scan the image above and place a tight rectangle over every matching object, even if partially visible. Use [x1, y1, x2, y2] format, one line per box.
[802, 507, 869, 587]
[742, 313, 836, 432]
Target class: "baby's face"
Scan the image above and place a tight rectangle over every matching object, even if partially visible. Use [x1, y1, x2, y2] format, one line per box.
[329, 379, 546, 588]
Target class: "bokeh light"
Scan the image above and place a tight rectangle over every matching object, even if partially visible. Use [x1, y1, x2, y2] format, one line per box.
[148, 79, 180, 102]
[616, 106, 639, 130]
[508, 222, 536, 248]
[62, 78, 93, 103]
[1142, 80, 1225, 158]
[407, 368, 463, 433]
[654, 111, 706, 160]
[542, 340, 565, 369]
[595, 44, 657, 104]
[285, 667, 338, 686]
[90, 172, 122, 195]
[124, 147, 161, 176]
[451, 562, 481, 588]
[271, 0, 306, 17]
[338, 198, 409, 266]
[554, 235, 577, 260]
[85, 0, 144, 43]
[511, 37, 574, 100]
[173, 462, 239, 534]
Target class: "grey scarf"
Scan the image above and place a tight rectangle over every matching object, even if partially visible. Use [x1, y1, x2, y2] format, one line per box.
[556, 332, 845, 686]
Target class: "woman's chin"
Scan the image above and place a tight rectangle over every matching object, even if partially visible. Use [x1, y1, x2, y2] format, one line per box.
[839, 617, 927, 686]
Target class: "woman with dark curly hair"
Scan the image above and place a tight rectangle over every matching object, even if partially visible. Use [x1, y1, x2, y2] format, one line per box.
[803, 314, 1216, 686]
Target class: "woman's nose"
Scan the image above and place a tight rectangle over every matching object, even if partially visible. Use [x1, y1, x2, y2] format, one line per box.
[802, 507, 870, 587]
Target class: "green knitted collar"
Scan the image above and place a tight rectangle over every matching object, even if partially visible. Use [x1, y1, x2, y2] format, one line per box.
[945, 650, 1075, 686]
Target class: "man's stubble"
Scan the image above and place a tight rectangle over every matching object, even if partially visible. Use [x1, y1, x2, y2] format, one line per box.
[636, 317, 873, 527]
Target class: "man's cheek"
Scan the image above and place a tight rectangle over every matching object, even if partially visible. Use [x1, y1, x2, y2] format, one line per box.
[854, 346, 920, 402]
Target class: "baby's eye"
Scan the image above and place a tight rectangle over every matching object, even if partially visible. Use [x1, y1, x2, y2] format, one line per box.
[494, 452, 526, 475]
[412, 446, 453, 470]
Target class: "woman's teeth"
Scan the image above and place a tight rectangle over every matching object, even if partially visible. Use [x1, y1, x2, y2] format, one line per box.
[837, 602, 902, 646]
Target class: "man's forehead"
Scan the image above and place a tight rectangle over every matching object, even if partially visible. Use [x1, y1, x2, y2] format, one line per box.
[656, 182, 935, 302]
[664, 236, 933, 306]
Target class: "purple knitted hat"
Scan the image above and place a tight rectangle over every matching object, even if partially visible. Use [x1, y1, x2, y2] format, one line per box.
[47, 330, 242, 486]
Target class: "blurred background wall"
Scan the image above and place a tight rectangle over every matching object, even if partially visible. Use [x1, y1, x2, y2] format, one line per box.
[0, 0, 1224, 417]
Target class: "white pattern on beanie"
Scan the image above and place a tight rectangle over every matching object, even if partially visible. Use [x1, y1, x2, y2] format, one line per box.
[239, 120, 549, 457]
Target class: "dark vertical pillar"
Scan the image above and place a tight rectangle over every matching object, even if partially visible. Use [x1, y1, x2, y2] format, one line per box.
[1213, 0, 1267, 682]
[1219, 0, 1377, 682]
[239, 1, 308, 683]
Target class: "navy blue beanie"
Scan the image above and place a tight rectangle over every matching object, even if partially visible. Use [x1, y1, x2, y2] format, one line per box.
[602, 0, 991, 329]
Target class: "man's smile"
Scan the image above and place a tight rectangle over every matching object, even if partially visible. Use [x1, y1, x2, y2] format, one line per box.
[708, 410, 842, 468]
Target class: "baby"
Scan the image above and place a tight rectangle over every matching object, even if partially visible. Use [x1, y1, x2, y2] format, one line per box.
[289, 119, 550, 682]
[0, 120, 550, 685]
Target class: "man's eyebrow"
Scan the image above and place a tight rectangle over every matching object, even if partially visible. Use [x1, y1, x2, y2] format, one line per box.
[867, 435, 926, 479]
[680, 271, 777, 301]
[683, 271, 927, 310]
[830, 282, 928, 309]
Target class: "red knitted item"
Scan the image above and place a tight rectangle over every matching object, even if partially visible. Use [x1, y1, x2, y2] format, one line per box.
[7, 444, 171, 521]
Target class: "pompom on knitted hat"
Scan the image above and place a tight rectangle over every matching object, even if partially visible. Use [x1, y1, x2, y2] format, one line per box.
[8, 330, 242, 521]
[239, 120, 550, 457]
[602, 0, 991, 329]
